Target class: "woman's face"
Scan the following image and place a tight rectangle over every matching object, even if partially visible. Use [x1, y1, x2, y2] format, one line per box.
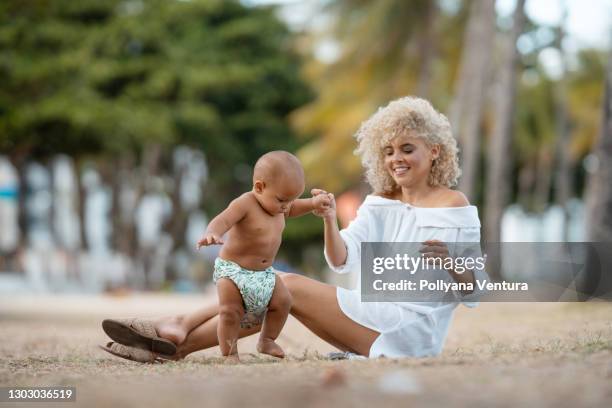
[383, 133, 439, 189]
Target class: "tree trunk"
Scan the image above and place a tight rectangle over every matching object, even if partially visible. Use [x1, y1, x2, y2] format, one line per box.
[517, 159, 536, 209]
[163, 164, 187, 283]
[581, 50, 612, 298]
[552, 11, 573, 241]
[416, 1, 438, 99]
[125, 144, 162, 259]
[97, 156, 122, 253]
[8, 148, 29, 251]
[113, 153, 136, 257]
[49, 159, 59, 248]
[449, 0, 496, 201]
[109, 158, 122, 253]
[484, 0, 526, 244]
[76, 164, 89, 251]
[131, 144, 163, 289]
[585, 51, 612, 241]
[14, 159, 28, 249]
[533, 146, 554, 212]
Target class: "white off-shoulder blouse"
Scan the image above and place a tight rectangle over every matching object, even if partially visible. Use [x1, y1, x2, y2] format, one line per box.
[324, 195, 485, 358]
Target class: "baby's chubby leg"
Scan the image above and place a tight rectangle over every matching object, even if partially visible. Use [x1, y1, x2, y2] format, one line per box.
[216, 278, 245, 362]
[257, 274, 292, 358]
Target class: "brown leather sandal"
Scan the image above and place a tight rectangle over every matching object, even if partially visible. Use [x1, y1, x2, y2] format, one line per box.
[102, 318, 177, 356]
[98, 342, 168, 364]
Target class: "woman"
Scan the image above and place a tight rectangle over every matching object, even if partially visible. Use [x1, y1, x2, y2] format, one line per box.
[101, 96, 483, 362]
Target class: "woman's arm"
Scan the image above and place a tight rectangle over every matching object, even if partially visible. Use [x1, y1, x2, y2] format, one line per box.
[312, 189, 369, 272]
[323, 215, 348, 267]
[310, 189, 348, 266]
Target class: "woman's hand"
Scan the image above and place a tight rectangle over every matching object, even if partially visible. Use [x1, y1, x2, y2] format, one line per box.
[419, 239, 450, 263]
[420, 239, 475, 289]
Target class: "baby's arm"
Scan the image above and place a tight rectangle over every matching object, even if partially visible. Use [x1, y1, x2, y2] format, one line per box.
[287, 191, 331, 218]
[197, 194, 251, 248]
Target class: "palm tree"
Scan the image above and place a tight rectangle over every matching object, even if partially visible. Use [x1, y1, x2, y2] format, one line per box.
[585, 50, 612, 242]
[552, 8, 573, 241]
[484, 0, 527, 244]
[582, 49, 612, 298]
[449, 0, 496, 201]
[292, 0, 466, 193]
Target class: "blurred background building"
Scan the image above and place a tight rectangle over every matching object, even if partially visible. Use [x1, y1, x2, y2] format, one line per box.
[0, 0, 610, 294]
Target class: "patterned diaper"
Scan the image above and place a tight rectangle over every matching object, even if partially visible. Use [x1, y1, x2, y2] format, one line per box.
[213, 257, 277, 328]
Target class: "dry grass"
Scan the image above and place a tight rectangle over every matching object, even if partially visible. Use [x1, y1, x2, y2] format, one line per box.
[1, 295, 612, 408]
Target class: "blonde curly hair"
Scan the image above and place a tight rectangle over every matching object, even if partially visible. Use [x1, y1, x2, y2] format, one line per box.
[354, 96, 461, 193]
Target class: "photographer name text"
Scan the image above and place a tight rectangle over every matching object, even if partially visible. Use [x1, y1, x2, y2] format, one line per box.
[372, 279, 528, 292]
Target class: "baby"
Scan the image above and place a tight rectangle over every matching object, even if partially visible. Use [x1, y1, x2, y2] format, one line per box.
[197, 151, 330, 361]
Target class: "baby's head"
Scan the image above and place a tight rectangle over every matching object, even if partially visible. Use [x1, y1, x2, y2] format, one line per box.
[252, 151, 305, 215]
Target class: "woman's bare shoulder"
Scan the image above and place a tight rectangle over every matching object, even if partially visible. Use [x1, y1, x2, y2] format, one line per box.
[438, 189, 470, 207]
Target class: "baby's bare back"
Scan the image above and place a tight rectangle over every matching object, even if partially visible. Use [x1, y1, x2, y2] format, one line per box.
[220, 195, 285, 271]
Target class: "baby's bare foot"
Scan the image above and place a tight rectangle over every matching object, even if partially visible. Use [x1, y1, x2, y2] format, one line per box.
[223, 354, 241, 364]
[257, 338, 285, 358]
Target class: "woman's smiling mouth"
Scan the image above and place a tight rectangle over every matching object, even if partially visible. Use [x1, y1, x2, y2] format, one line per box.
[393, 166, 411, 176]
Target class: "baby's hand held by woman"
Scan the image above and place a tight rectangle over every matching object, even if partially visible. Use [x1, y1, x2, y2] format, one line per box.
[311, 189, 336, 219]
[312, 193, 331, 212]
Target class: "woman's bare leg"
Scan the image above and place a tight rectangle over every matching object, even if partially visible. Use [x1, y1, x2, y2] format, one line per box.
[171, 273, 379, 358]
[151, 297, 260, 359]
[151, 273, 379, 358]
[153, 303, 219, 346]
[171, 278, 289, 359]
[280, 273, 379, 356]
[174, 315, 261, 358]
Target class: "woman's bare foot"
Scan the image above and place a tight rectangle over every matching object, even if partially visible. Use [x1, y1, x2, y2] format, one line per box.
[154, 316, 188, 346]
[256, 337, 285, 358]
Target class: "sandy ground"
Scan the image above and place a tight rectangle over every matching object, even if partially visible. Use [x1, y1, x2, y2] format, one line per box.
[1, 294, 611, 408]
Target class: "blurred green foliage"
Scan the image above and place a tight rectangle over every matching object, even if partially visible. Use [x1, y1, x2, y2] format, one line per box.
[293, 0, 469, 193]
[1, 0, 606, 274]
[0, 0, 322, 269]
[292, 0, 606, 212]
[0, 0, 313, 187]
